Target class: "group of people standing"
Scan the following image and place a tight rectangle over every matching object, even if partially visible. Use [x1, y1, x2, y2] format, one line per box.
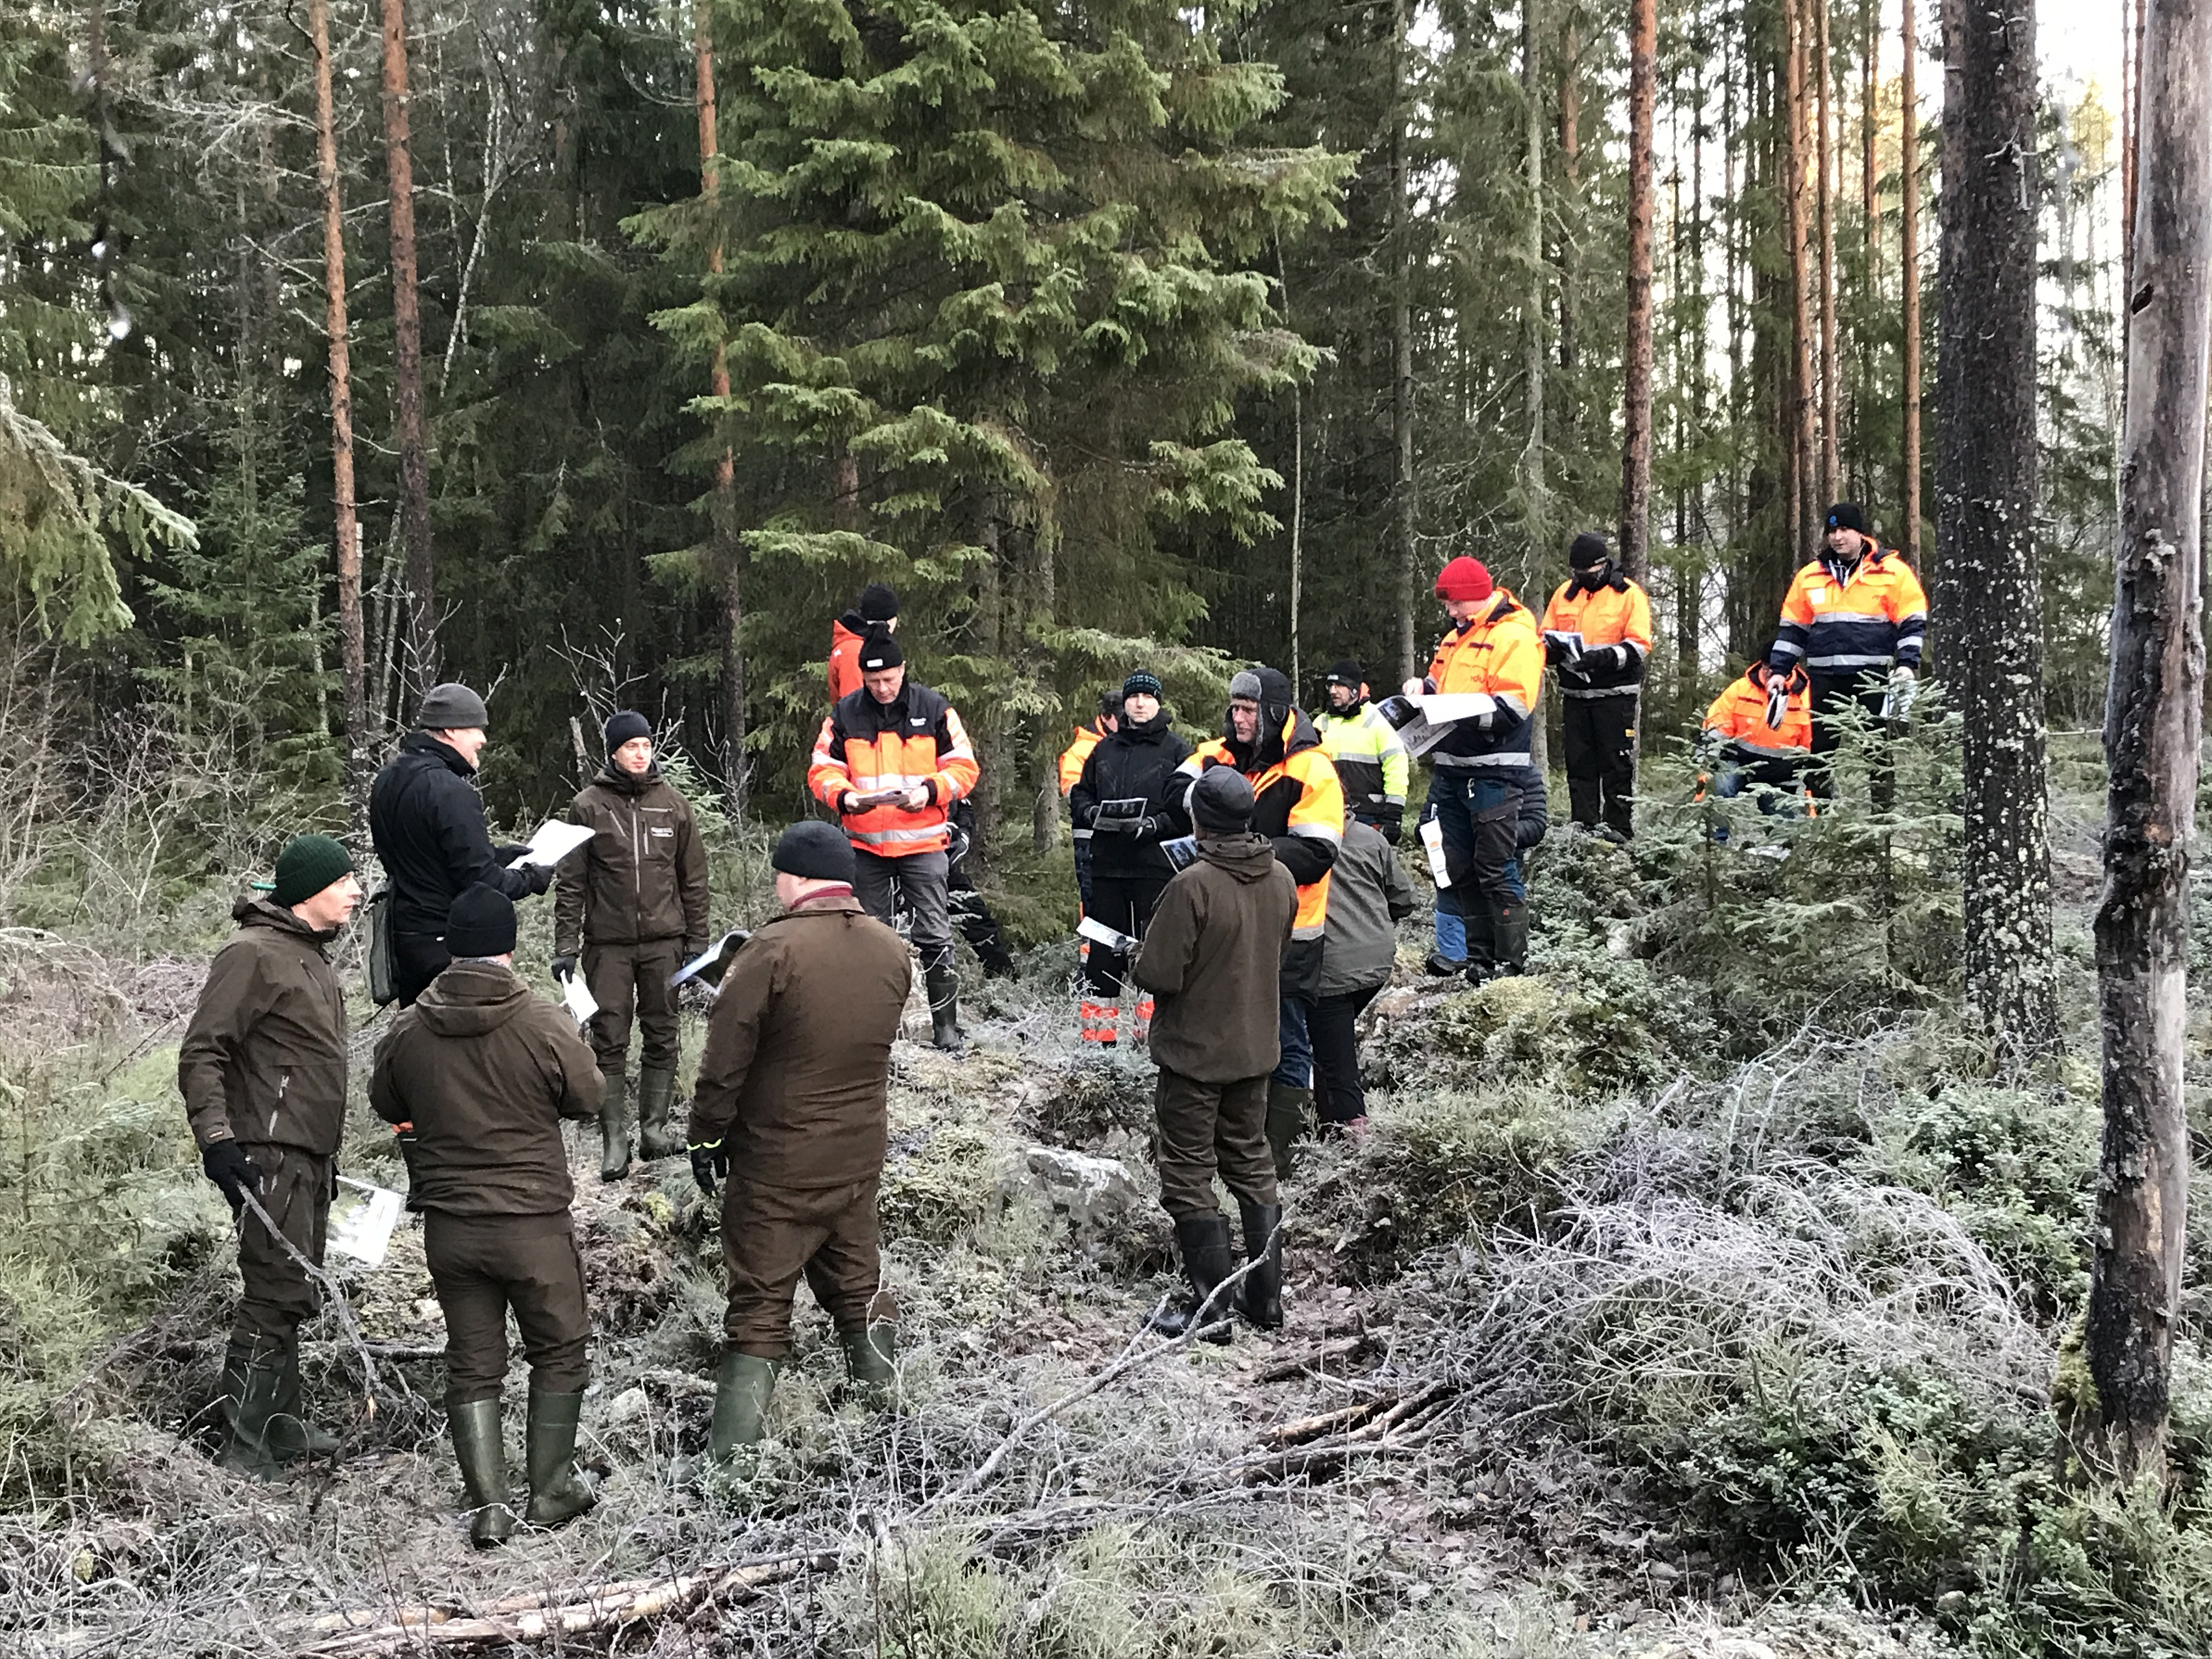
[171, 503, 1928, 1536]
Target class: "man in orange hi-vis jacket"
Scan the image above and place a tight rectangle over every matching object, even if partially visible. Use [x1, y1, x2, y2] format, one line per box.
[1701, 658, 1814, 817]
[1539, 532, 1654, 840]
[809, 633, 980, 1052]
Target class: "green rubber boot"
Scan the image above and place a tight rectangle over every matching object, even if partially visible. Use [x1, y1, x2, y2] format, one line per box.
[448, 1398, 516, 1547]
[267, 1333, 341, 1462]
[597, 1071, 631, 1182]
[522, 1390, 597, 1528]
[708, 1352, 780, 1460]
[214, 1338, 289, 1482]
[841, 1323, 899, 1410]
[1265, 1082, 1312, 1181]
[636, 1066, 684, 1160]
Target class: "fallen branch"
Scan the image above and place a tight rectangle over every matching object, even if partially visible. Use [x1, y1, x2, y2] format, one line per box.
[1250, 1331, 1373, 1384]
[302, 1554, 830, 1654]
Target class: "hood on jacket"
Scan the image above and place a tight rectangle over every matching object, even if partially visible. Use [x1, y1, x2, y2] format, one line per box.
[594, 761, 663, 796]
[413, 962, 534, 1037]
[232, 893, 336, 943]
[1196, 831, 1278, 883]
[1226, 667, 1318, 772]
[1114, 707, 1176, 744]
[400, 726, 478, 778]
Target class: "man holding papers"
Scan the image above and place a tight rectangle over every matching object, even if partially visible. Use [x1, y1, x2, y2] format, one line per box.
[1406, 556, 1545, 981]
[1538, 532, 1653, 840]
[369, 682, 556, 1007]
[552, 711, 710, 1181]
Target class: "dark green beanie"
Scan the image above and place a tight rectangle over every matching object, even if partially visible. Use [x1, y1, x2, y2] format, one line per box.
[272, 834, 354, 906]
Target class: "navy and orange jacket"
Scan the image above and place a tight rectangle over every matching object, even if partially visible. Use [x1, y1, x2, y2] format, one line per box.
[1767, 546, 1928, 679]
[1702, 663, 1813, 765]
[1169, 671, 1344, 997]
[809, 681, 980, 857]
[1423, 589, 1547, 769]
[1539, 572, 1654, 696]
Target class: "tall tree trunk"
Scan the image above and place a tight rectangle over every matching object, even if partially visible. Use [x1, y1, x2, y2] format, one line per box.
[310, 0, 368, 837]
[694, 0, 747, 821]
[1558, 10, 1581, 444]
[1521, 0, 1548, 562]
[1784, 0, 1816, 560]
[1859, 0, 1878, 502]
[1391, 0, 1417, 681]
[1900, 0, 1923, 561]
[1938, 0, 2052, 1057]
[1619, 0, 1656, 582]
[379, 0, 435, 696]
[2089, 0, 2212, 1488]
[1815, 0, 1840, 505]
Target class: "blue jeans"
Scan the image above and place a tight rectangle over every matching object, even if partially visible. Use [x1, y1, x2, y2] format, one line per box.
[1433, 906, 1466, 961]
[1713, 763, 1807, 818]
[1272, 995, 1313, 1090]
[1429, 771, 1525, 921]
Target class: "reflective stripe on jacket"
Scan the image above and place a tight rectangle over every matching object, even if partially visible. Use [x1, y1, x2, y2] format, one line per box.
[1314, 702, 1410, 820]
[1768, 546, 1928, 675]
[1702, 664, 1813, 761]
[808, 682, 980, 857]
[1424, 590, 1545, 769]
[1174, 715, 1344, 949]
[1540, 575, 1654, 697]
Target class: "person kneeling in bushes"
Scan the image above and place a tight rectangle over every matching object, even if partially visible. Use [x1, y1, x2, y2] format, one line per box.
[1132, 768, 1296, 1340]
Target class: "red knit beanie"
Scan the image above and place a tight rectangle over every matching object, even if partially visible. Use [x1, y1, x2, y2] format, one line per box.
[1434, 556, 1494, 603]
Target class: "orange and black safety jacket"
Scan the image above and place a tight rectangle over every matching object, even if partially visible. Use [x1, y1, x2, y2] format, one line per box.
[1059, 720, 1107, 798]
[1539, 572, 1654, 697]
[1423, 590, 1546, 769]
[1701, 663, 1812, 766]
[809, 681, 980, 858]
[1767, 546, 1928, 679]
[827, 614, 877, 704]
[1170, 689, 1344, 998]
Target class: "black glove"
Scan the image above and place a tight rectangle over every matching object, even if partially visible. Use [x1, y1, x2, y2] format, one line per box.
[1378, 816, 1405, 846]
[201, 1140, 262, 1211]
[689, 1137, 729, 1198]
[521, 861, 555, 897]
[1137, 816, 1161, 840]
[494, 842, 534, 865]
[550, 955, 577, 983]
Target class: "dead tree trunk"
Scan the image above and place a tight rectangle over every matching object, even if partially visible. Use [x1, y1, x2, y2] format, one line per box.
[1391, 0, 1417, 681]
[1618, 0, 1656, 583]
[379, 0, 434, 695]
[309, 0, 368, 837]
[1900, 0, 1923, 560]
[693, 0, 747, 821]
[1937, 0, 2052, 1057]
[2089, 0, 2212, 1487]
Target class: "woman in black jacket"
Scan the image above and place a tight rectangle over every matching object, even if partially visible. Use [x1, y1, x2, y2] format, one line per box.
[1068, 672, 1192, 1047]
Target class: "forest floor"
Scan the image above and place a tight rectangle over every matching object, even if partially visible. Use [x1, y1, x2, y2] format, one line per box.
[1, 725, 2200, 1657]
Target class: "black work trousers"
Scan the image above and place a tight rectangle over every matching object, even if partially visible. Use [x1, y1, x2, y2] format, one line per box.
[1310, 984, 1383, 1127]
[1808, 674, 1892, 805]
[1560, 691, 1639, 837]
[949, 856, 1014, 975]
[1083, 873, 1168, 997]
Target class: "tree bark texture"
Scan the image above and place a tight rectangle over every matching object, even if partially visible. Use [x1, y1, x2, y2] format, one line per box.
[1521, 0, 1547, 561]
[1783, 0, 1816, 561]
[1558, 16, 1581, 441]
[1815, 0, 1839, 505]
[2089, 0, 2212, 1487]
[1618, 0, 1656, 582]
[1936, 0, 2053, 1058]
[379, 0, 435, 696]
[1900, 0, 1923, 561]
[310, 0, 368, 837]
[695, 0, 747, 821]
[1391, 0, 1417, 681]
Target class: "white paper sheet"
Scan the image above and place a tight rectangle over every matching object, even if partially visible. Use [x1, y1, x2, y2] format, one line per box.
[1413, 692, 1498, 724]
[328, 1177, 405, 1268]
[562, 970, 599, 1026]
[1076, 915, 1139, 954]
[516, 819, 595, 869]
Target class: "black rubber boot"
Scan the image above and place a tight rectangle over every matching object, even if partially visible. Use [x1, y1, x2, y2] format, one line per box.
[709, 1352, 780, 1459]
[1421, 949, 1466, 977]
[1489, 896, 1530, 978]
[1236, 1201, 1284, 1331]
[448, 1398, 516, 1547]
[1463, 899, 1500, 981]
[1265, 1082, 1312, 1181]
[636, 1066, 683, 1160]
[522, 1391, 596, 1527]
[1146, 1215, 1236, 1344]
[597, 1070, 631, 1182]
[215, 1338, 289, 1482]
[841, 1323, 899, 1410]
[926, 966, 966, 1054]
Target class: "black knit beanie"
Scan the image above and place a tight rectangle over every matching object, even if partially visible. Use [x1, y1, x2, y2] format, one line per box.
[604, 709, 652, 752]
[445, 885, 517, 958]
